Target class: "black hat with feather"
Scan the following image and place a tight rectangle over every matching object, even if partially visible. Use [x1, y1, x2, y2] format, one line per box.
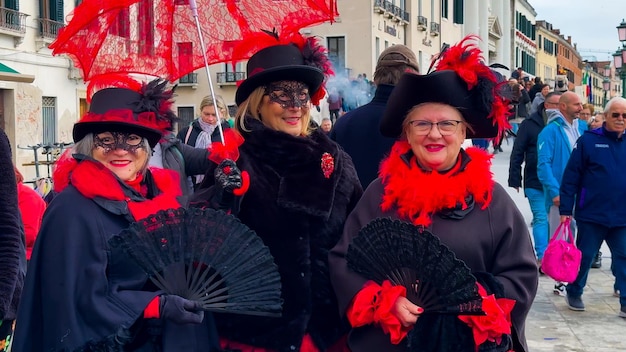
[235, 31, 333, 106]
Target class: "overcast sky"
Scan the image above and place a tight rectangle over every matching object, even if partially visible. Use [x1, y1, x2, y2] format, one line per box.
[530, 0, 626, 61]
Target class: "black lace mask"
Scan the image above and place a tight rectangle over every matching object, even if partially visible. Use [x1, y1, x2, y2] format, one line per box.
[264, 81, 310, 109]
[94, 132, 146, 154]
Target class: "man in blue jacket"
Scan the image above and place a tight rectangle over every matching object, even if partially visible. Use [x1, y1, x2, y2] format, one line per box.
[559, 97, 626, 317]
[537, 91, 582, 295]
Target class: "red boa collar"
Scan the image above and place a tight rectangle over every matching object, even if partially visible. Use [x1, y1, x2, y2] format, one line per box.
[379, 141, 494, 226]
[53, 153, 181, 221]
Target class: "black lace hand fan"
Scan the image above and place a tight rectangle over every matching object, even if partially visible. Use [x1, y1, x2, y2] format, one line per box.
[346, 218, 483, 315]
[109, 207, 282, 317]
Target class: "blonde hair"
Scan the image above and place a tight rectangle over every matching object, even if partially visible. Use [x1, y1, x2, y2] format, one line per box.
[582, 103, 594, 114]
[200, 95, 230, 119]
[234, 86, 313, 136]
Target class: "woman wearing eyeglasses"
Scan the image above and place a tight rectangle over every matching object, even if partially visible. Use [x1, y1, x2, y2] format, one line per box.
[329, 37, 538, 352]
[190, 36, 362, 352]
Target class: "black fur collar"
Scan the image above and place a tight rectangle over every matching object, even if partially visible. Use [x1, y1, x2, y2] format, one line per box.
[241, 117, 343, 219]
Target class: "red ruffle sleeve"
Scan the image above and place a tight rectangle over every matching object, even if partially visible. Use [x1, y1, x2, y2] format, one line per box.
[346, 280, 411, 344]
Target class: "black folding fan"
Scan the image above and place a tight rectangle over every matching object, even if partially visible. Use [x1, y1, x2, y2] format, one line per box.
[109, 208, 282, 317]
[346, 218, 484, 316]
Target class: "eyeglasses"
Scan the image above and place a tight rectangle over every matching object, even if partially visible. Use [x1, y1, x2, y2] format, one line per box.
[610, 112, 626, 119]
[408, 120, 463, 135]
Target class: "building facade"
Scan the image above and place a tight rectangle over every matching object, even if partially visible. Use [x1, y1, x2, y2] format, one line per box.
[0, 0, 87, 182]
[535, 20, 558, 88]
[512, 0, 537, 77]
[554, 31, 583, 90]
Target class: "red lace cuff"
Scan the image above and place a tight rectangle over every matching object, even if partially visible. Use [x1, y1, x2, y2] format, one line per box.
[458, 283, 516, 347]
[143, 296, 160, 319]
[346, 280, 410, 344]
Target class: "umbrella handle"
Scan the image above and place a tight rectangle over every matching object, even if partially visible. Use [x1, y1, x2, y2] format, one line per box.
[188, 0, 226, 145]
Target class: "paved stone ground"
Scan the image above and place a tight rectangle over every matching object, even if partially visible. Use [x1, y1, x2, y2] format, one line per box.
[488, 138, 626, 351]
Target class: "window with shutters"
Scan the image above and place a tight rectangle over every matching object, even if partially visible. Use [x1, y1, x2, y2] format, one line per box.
[177, 107, 195, 133]
[39, 0, 64, 38]
[42, 97, 57, 145]
[2, 0, 26, 30]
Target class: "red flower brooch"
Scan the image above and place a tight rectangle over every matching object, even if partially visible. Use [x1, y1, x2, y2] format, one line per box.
[321, 152, 334, 179]
[458, 283, 516, 349]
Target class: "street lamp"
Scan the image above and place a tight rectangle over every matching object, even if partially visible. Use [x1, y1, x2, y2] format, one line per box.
[603, 64, 612, 106]
[603, 77, 611, 106]
[615, 19, 626, 98]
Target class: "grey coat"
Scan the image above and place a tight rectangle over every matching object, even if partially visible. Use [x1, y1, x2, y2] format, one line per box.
[150, 133, 211, 202]
[329, 178, 538, 352]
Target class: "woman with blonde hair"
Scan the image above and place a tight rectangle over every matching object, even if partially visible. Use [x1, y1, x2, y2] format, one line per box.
[177, 94, 231, 149]
[191, 36, 362, 351]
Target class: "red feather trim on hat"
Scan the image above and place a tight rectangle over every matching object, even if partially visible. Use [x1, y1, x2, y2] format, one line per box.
[434, 35, 511, 141]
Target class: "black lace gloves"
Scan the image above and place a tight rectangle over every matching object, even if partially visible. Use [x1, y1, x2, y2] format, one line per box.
[211, 159, 244, 214]
[159, 295, 204, 325]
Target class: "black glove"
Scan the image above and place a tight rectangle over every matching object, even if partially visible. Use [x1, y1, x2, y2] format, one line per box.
[159, 295, 204, 325]
[211, 159, 243, 212]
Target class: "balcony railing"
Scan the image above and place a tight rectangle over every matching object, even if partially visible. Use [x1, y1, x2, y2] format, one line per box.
[373, 0, 385, 13]
[430, 21, 440, 36]
[216, 71, 246, 84]
[0, 7, 27, 33]
[38, 18, 64, 39]
[417, 15, 428, 30]
[178, 73, 198, 84]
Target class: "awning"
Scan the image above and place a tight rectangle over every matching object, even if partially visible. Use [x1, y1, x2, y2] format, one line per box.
[0, 62, 35, 83]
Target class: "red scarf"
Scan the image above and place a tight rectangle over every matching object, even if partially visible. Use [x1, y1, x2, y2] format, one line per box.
[379, 141, 494, 227]
[54, 155, 181, 221]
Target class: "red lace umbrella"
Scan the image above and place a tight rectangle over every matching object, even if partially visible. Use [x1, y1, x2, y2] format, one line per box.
[49, 0, 338, 82]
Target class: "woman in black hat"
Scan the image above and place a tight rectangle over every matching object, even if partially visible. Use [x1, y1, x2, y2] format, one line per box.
[329, 37, 538, 352]
[191, 36, 363, 352]
[12, 82, 220, 351]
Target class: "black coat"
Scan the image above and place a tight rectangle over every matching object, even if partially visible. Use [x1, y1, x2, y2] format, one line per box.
[0, 129, 25, 322]
[12, 167, 220, 352]
[330, 84, 397, 189]
[508, 107, 546, 191]
[177, 119, 230, 146]
[191, 117, 363, 351]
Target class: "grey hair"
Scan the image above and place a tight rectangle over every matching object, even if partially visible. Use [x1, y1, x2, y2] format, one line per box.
[604, 96, 626, 115]
[72, 132, 153, 175]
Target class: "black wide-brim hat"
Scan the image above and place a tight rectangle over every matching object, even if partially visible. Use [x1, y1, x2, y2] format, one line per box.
[235, 44, 324, 105]
[380, 71, 498, 139]
[73, 88, 163, 148]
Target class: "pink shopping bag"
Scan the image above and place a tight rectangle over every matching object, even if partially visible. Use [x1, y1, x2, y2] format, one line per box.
[541, 219, 582, 283]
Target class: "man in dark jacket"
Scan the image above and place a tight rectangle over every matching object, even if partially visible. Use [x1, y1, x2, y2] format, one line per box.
[330, 45, 419, 188]
[509, 92, 562, 267]
[559, 97, 626, 316]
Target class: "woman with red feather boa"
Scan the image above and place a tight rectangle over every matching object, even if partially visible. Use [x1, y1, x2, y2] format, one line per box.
[12, 81, 221, 351]
[329, 36, 538, 352]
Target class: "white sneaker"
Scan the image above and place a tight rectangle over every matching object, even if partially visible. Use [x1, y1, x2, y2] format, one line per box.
[553, 282, 566, 296]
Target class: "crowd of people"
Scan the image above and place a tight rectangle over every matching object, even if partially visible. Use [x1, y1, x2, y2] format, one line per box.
[1, 33, 623, 352]
[507, 72, 625, 313]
